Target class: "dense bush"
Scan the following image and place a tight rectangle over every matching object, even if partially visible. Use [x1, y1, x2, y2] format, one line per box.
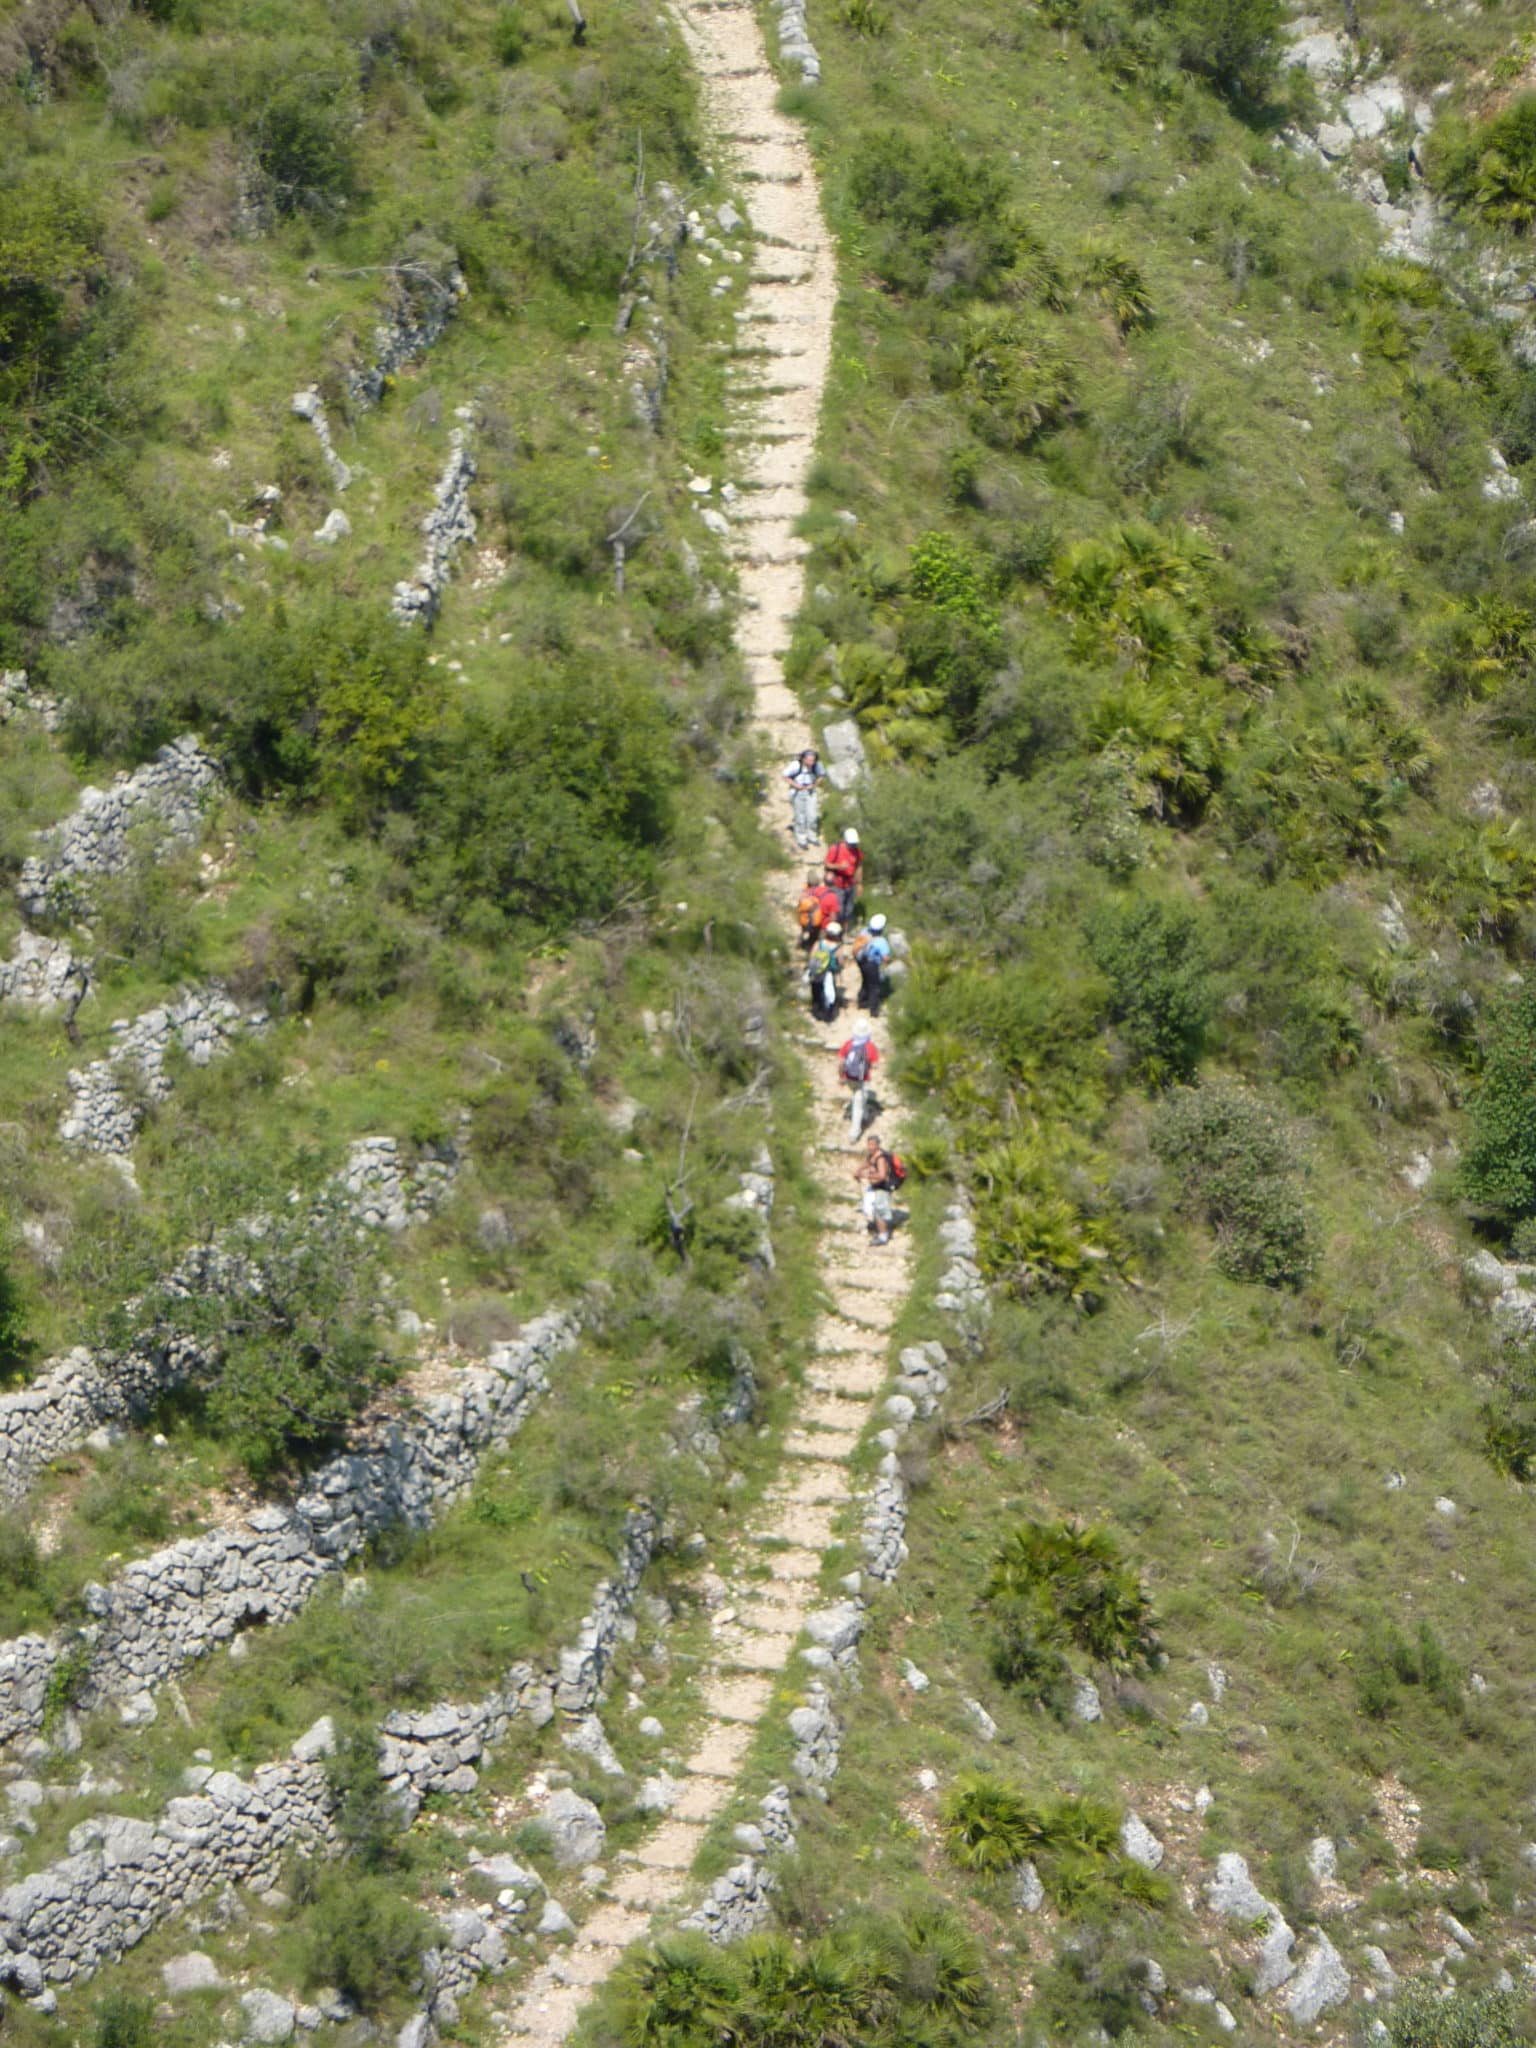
[956, 309, 1078, 450]
[0, 1248, 23, 1368]
[1087, 897, 1213, 1083]
[845, 133, 1018, 297]
[984, 1520, 1158, 1697]
[140, 1192, 391, 1482]
[300, 1871, 430, 2010]
[240, 47, 363, 218]
[1431, 97, 1536, 231]
[413, 666, 679, 937]
[941, 1777, 1161, 1909]
[1387, 1985, 1523, 2048]
[1151, 1081, 1318, 1285]
[611, 1913, 990, 2048]
[1458, 982, 1536, 1232]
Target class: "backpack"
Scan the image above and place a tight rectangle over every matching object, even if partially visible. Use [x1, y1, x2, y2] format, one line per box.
[842, 1041, 870, 1083]
[888, 1153, 907, 1186]
[808, 941, 837, 979]
[798, 889, 822, 934]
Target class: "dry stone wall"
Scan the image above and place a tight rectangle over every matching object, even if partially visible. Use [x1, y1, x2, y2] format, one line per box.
[0, 1313, 578, 1745]
[61, 987, 262, 1159]
[0, 1509, 656, 2000]
[17, 739, 222, 923]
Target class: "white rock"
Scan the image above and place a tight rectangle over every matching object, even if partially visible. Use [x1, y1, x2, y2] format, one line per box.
[1120, 1813, 1164, 1870]
[163, 1953, 222, 1995]
[241, 1991, 296, 2044]
[290, 1715, 336, 1764]
[1014, 1859, 1044, 1912]
[900, 1660, 930, 1694]
[963, 1697, 998, 1742]
[312, 510, 351, 545]
[538, 1899, 575, 1936]
[1072, 1676, 1102, 1722]
[1286, 1933, 1349, 2024]
[1307, 1836, 1337, 1884]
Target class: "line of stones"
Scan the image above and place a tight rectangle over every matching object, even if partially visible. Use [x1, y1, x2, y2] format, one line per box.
[0, 1311, 576, 1747]
[0, 1508, 658, 2003]
[0, 1137, 460, 1513]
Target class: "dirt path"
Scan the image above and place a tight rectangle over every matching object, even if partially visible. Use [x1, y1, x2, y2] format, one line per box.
[501, 14, 916, 2042]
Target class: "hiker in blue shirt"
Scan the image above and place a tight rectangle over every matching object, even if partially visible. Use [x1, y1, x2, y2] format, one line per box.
[852, 913, 892, 1016]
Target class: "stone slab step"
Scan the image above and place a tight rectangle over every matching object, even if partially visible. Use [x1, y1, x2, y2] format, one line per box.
[701, 1671, 775, 1721]
[637, 1819, 709, 1870]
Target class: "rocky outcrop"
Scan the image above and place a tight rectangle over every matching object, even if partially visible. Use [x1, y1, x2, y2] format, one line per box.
[0, 671, 64, 732]
[17, 739, 222, 922]
[0, 1315, 578, 1743]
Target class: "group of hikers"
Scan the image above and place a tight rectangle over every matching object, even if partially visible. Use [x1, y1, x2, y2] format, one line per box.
[784, 744, 904, 1248]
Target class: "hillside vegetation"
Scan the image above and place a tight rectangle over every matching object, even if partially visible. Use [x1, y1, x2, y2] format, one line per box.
[11, 0, 1536, 2032]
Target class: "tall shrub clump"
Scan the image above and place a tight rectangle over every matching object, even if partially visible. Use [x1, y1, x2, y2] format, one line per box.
[1151, 1081, 1317, 1286]
[1459, 982, 1536, 1235]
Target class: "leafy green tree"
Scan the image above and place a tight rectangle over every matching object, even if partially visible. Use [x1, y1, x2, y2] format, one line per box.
[301, 1873, 430, 2010]
[1152, 1081, 1318, 1286]
[1459, 982, 1536, 1232]
[414, 667, 679, 936]
[1088, 897, 1213, 1083]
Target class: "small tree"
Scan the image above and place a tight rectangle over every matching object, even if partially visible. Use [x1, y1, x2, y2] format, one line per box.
[301, 1873, 429, 2010]
[1388, 1985, 1523, 2048]
[1087, 897, 1213, 1084]
[1459, 982, 1536, 1233]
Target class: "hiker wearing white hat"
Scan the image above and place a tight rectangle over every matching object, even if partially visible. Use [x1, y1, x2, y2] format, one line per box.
[852, 912, 892, 1017]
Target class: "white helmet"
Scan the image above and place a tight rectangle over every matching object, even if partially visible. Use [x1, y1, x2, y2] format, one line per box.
[852, 1026, 871, 1043]
[844, 828, 860, 846]
[868, 914, 887, 933]
[825, 922, 843, 938]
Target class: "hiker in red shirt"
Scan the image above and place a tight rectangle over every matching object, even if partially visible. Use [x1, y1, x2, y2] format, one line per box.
[824, 828, 863, 924]
[796, 870, 842, 951]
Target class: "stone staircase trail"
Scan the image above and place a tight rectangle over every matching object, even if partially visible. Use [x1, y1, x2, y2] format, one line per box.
[498, 9, 914, 2042]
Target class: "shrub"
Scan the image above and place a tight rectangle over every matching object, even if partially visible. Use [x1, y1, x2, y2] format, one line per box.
[240, 48, 362, 219]
[1459, 981, 1536, 1231]
[986, 1520, 1159, 1671]
[1431, 98, 1536, 231]
[1078, 244, 1153, 333]
[412, 665, 678, 937]
[1151, 1081, 1318, 1286]
[941, 1775, 1039, 1872]
[95, 1994, 154, 2048]
[1170, 0, 1282, 103]
[1356, 1623, 1462, 1718]
[510, 161, 633, 295]
[144, 1191, 391, 1482]
[326, 1727, 409, 1869]
[957, 309, 1078, 450]
[0, 1249, 23, 1368]
[1087, 897, 1213, 1083]
[845, 133, 1017, 297]
[301, 1872, 430, 2010]
[1387, 1984, 1523, 2048]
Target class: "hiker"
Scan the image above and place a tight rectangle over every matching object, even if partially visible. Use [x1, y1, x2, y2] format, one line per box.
[806, 922, 843, 1021]
[839, 1024, 881, 1136]
[796, 869, 842, 951]
[853, 1132, 903, 1247]
[824, 828, 863, 924]
[852, 913, 892, 1016]
[784, 748, 827, 849]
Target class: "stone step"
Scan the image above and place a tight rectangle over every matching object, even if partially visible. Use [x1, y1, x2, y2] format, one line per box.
[609, 1864, 686, 1911]
[721, 1626, 798, 1671]
[637, 1819, 709, 1870]
[701, 1671, 775, 1721]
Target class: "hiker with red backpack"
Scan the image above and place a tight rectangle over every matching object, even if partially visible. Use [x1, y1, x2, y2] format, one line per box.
[853, 1132, 905, 1246]
[796, 870, 841, 952]
[824, 828, 863, 925]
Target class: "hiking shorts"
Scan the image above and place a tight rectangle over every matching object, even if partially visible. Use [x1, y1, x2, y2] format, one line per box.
[862, 1188, 893, 1225]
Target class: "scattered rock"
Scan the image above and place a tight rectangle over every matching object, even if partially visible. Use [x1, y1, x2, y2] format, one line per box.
[1307, 1836, 1337, 1884]
[163, 1952, 222, 1995]
[1120, 1813, 1164, 1871]
[531, 1789, 606, 1868]
[290, 1715, 337, 1764]
[537, 1899, 575, 1937]
[1072, 1676, 1102, 1723]
[1285, 1933, 1349, 2024]
[1013, 1860, 1044, 1912]
[241, 1990, 297, 2044]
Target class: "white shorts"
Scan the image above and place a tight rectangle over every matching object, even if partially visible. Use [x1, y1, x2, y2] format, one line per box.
[862, 1188, 893, 1224]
